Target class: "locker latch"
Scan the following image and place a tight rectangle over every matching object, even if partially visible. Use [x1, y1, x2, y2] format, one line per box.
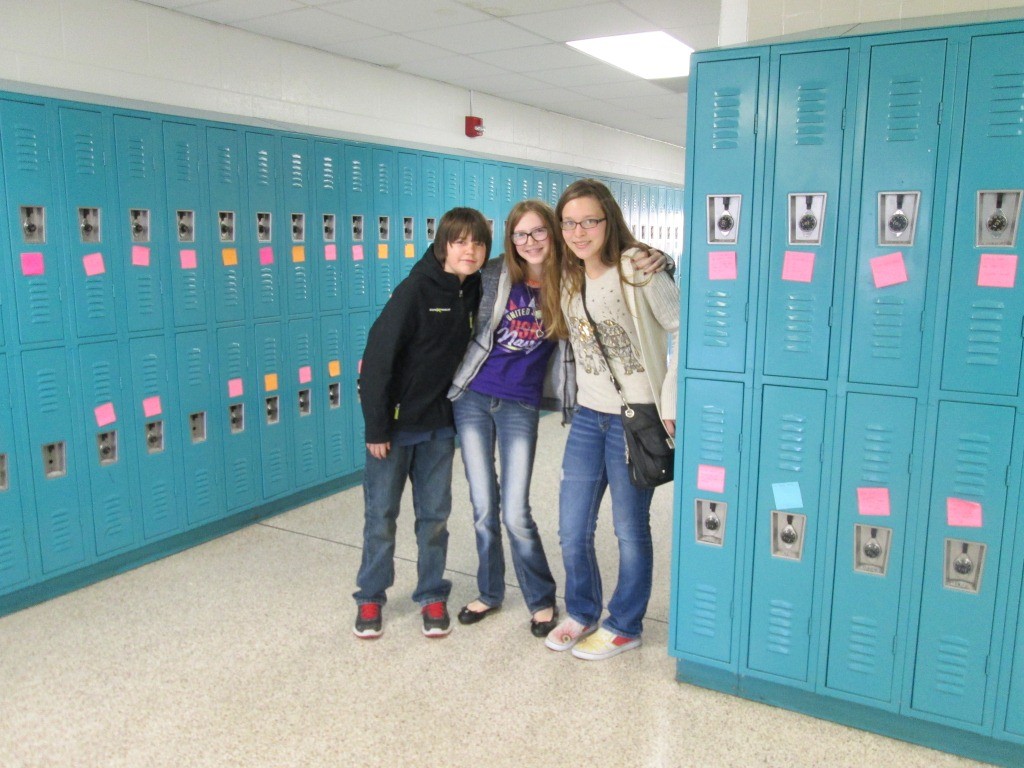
[292, 213, 305, 242]
[256, 212, 272, 243]
[229, 403, 245, 433]
[328, 382, 341, 409]
[378, 216, 390, 240]
[976, 190, 1021, 248]
[0, 453, 9, 490]
[145, 421, 164, 454]
[219, 211, 236, 242]
[351, 215, 364, 242]
[265, 396, 279, 425]
[298, 388, 311, 417]
[695, 499, 727, 546]
[788, 193, 826, 245]
[426, 217, 436, 242]
[42, 442, 66, 479]
[20, 206, 45, 244]
[403, 217, 414, 241]
[877, 192, 920, 246]
[189, 412, 207, 443]
[177, 210, 195, 242]
[323, 214, 336, 242]
[943, 538, 986, 593]
[97, 430, 118, 466]
[771, 510, 807, 560]
[129, 209, 150, 243]
[853, 524, 892, 576]
[79, 207, 101, 243]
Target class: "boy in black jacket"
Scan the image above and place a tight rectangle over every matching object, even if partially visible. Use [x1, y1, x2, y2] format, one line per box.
[353, 207, 490, 639]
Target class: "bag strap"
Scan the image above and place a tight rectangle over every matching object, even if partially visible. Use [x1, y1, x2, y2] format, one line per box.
[580, 278, 633, 417]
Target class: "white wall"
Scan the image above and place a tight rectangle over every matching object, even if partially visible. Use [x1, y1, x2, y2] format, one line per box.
[0, 0, 685, 185]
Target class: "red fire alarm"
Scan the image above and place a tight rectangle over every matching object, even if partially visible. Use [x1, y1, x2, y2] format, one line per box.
[465, 115, 484, 138]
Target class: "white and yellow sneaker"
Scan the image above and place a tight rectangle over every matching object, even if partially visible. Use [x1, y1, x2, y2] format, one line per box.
[571, 627, 641, 660]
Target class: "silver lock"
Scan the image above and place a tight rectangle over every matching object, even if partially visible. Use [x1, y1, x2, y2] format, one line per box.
[771, 510, 807, 561]
[176, 210, 195, 243]
[788, 193, 826, 246]
[229, 403, 245, 434]
[189, 411, 207, 444]
[42, 441, 67, 479]
[0, 453, 8, 491]
[79, 207, 101, 243]
[145, 421, 164, 454]
[426, 217, 436, 242]
[129, 208, 150, 243]
[403, 217, 414, 241]
[20, 205, 45, 244]
[877, 191, 920, 246]
[329, 382, 341, 409]
[943, 538, 986, 593]
[707, 195, 741, 244]
[256, 212, 272, 243]
[976, 190, 1021, 248]
[298, 388, 311, 416]
[378, 215, 390, 241]
[853, 524, 892, 576]
[219, 210, 236, 243]
[323, 214, 336, 243]
[265, 395, 279, 425]
[96, 430, 118, 466]
[292, 212, 305, 243]
[695, 498, 727, 547]
[351, 214, 364, 242]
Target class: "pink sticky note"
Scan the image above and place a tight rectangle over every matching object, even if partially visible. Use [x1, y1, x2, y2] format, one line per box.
[947, 497, 983, 528]
[259, 247, 274, 266]
[324, 244, 338, 261]
[352, 245, 364, 261]
[857, 487, 891, 517]
[179, 249, 197, 270]
[94, 402, 116, 428]
[298, 365, 312, 384]
[782, 250, 815, 283]
[142, 395, 162, 418]
[83, 252, 106, 277]
[227, 378, 243, 398]
[21, 252, 44, 276]
[870, 251, 909, 288]
[696, 464, 726, 494]
[131, 245, 151, 267]
[977, 253, 1018, 288]
[708, 251, 738, 281]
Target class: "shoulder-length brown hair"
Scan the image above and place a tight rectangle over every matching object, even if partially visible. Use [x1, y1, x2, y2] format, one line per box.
[555, 178, 645, 299]
[504, 199, 569, 340]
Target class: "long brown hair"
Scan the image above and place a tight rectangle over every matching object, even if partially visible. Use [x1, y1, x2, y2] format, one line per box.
[555, 178, 645, 298]
[504, 199, 569, 340]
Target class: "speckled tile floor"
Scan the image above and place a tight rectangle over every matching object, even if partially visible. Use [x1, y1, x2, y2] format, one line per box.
[0, 417, 989, 767]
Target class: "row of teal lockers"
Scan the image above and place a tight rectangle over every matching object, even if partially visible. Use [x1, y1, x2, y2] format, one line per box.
[671, 20, 1024, 765]
[0, 88, 683, 609]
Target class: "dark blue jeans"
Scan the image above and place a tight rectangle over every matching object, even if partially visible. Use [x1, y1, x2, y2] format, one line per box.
[353, 437, 454, 607]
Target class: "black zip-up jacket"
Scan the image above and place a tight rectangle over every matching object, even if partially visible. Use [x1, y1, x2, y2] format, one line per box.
[360, 244, 482, 444]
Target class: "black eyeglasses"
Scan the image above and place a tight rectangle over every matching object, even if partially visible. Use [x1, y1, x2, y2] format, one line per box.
[560, 217, 606, 231]
[510, 226, 550, 245]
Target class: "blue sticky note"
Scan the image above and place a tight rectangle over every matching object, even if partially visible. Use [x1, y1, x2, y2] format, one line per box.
[772, 481, 803, 510]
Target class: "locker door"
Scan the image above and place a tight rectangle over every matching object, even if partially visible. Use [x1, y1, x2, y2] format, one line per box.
[685, 56, 763, 374]
[639, 184, 650, 242]
[0, 355, 31, 592]
[747, 385, 827, 682]
[315, 139, 343, 312]
[825, 393, 917, 704]
[206, 125, 245, 324]
[77, 341, 135, 555]
[670, 378, 744, 664]
[22, 348, 87, 573]
[848, 41, 948, 387]
[548, 173, 561, 207]
[516, 167, 530, 202]
[763, 48, 852, 380]
[464, 160, 483, 212]
[482, 163, 500, 238]
[320, 313, 352, 478]
[254, 321, 290, 498]
[114, 114, 167, 333]
[289, 318, 322, 487]
[59, 106, 118, 339]
[348, 310, 370, 469]
[531, 169, 545, 201]
[372, 148, 397, 309]
[911, 401, 1014, 727]
[499, 165, 517, 233]
[174, 331, 224, 525]
[282, 135, 313, 316]
[421, 153, 441, 253]
[246, 131, 281, 318]
[163, 120, 208, 328]
[941, 32, 1024, 397]
[128, 335, 179, 539]
[1, 99, 64, 345]
[344, 143, 371, 310]
[217, 325, 257, 510]
[397, 151, 418, 281]
[443, 157, 462, 212]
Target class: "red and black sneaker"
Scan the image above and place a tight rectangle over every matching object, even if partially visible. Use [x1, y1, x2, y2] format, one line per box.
[421, 601, 451, 637]
[353, 602, 383, 639]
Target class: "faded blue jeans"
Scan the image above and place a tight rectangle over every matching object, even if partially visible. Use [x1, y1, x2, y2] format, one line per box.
[454, 390, 556, 613]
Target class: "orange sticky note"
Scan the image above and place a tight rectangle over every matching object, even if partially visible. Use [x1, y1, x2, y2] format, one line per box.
[857, 487, 891, 516]
[377, 244, 388, 259]
[324, 244, 337, 261]
[870, 251, 909, 288]
[264, 373, 278, 392]
[298, 365, 312, 384]
[708, 251, 737, 281]
[142, 396, 162, 418]
[405, 243, 415, 258]
[978, 253, 1017, 288]
[222, 248, 238, 266]
[83, 252, 106, 277]
[292, 245, 305, 263]
[132, 245, 151, 267]
[179, 249, 197, 270]
[94, 402, 116, 427]
[696, 464, 726, 493]
[328, 360, 341, 377]
[227, 378, 243, 398]
[782, 250, 815, 282]
[947, 497, 983, 527]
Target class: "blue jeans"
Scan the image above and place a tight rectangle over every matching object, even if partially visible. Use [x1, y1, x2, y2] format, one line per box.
[559, 406, 655, 639]
[453, 390, 556, 613]
[353, 436, 454, 607]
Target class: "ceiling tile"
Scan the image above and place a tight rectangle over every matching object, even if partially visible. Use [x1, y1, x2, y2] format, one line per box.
[324, 34, 451, 66]
[183, 0, 303, 24]
[622, 0, 721, 28]
[320, 0, 490, 32]
[471, 43, 594, 72]
[237, 7, 386, 45]
[406, 18, 549, 53]
[459, 0, 596, 14]
[528, 62, 638, 88]
[397, 54, 507, 82]
[507, 2, 655, 43]
[457, 71, 553, 95]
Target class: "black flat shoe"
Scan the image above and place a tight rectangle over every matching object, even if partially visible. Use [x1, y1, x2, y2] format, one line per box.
[457, 604, 500, 625]
[530, 606, 559, 637]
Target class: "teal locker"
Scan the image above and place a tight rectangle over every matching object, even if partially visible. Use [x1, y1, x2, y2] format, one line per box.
[606, 178, 622, 209]
[59, 106, 118, 340]
[216, 325, 258, 510]
[349, 310, 370, 469]
[314, 139, 343, 312]
[1, 98, 64, 345]
[639, 184, 650, 242]
[482, 163, 501, 240]
[911, 401, 1014, 727]
[245, 130, 281, 318]
[0, 354, 31, 592]
[206, 125, 245, 324]
[940, 32, 1024, 397]
[747, 385, 827, 683]
[320, 313, 352, 478]
[825, 393, 917, 704]
[762, 47, 852, 381]
[344, 143, 371, 310]
[128, 335, 179, 539]
[174, 331, 224, 526]
[627, 183, 640, 234]
[21, 347, 87, 573]
[516, 167, 530, 202]
[670, 378, 744, 664]
[547, 173, 560, 208]
[372, 147, 397, 309]
[77, 341, 135, 555]
[848, 40, 948, 387]
[685, 55, 763, 375]
[282, 135, 313, 316]
[163, 120, 208, 328]
[1002, 469, 1024, 738]
[420, 153, 441, 251]
[397, 151, 418, 281]
[289, 318, 322, 487]
[114, 114, 167, 333]
[531, 169, 545, 201]
[464, 160, 483, 211]
[443, 156, 462, 212]
[254, 321, 290, 498]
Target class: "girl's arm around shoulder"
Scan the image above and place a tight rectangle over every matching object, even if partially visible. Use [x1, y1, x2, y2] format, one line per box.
[638, 270, 680, 334]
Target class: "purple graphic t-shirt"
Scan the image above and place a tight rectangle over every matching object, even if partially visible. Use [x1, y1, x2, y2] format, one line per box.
[469, 282, 556, 406]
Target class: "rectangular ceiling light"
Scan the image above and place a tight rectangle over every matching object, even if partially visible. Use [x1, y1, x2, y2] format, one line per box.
[567, 31, 692, 79]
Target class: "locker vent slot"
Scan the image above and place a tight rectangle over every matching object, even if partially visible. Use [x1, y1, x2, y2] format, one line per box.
[321, 154, 336, 191]
[295, 333, 311, 363]
[401, 164, 415, 197]
[193, 469, 213, 508]
[350, 158, 364, 195]
[933, 635, 970, 696]
[216, 143, 234, 186]
[28, 282, 54, 326]
[793, 83, 829, 146]
[267, 447, 287, 487]
[230, 458, 250, 495]
[487, 174, 498, 202]
[376, 161, 390, 197]
[225, 342, 243, 377]
[261, 337, 278, 371]
[126, 137, 148, 179]
[140, 353, 160, 392]
[844, 616, 880, 674]
[886, 76, 925, 143]
[987, 72, 1024, 139]
[767, 599, 795, 654]
[424, 167, 439, 201]
[519, 176, 529, 199]
[186, 347, 205, 387]
[328, 432, 345, 465]
[699, 404, 727, 462]
[869, 297, 906, 358]
[289, 152, 304, 189]
[90, 360, 115, 401]
[149, 480, 172, 528]
[777, 411, 810, 472]
[14, 124, 42, 173]
[691, 584, 719, 638]
[781, 293, 815, 354]
[447, 171, 460, 201]
[172, 138, 194, 183]
[466, 173, 479, 201]
[965, 300, 1006, 366]
[72, 130, 99, 176]
[324, 327, 341, 358]
[702, 290, 733, 348]
[859, 421, 896, 483]
[255, 148, 271, 187]
[503, 175, 514, 203]
[34, 368, 61, 414]
[952, 431, 995, 498]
